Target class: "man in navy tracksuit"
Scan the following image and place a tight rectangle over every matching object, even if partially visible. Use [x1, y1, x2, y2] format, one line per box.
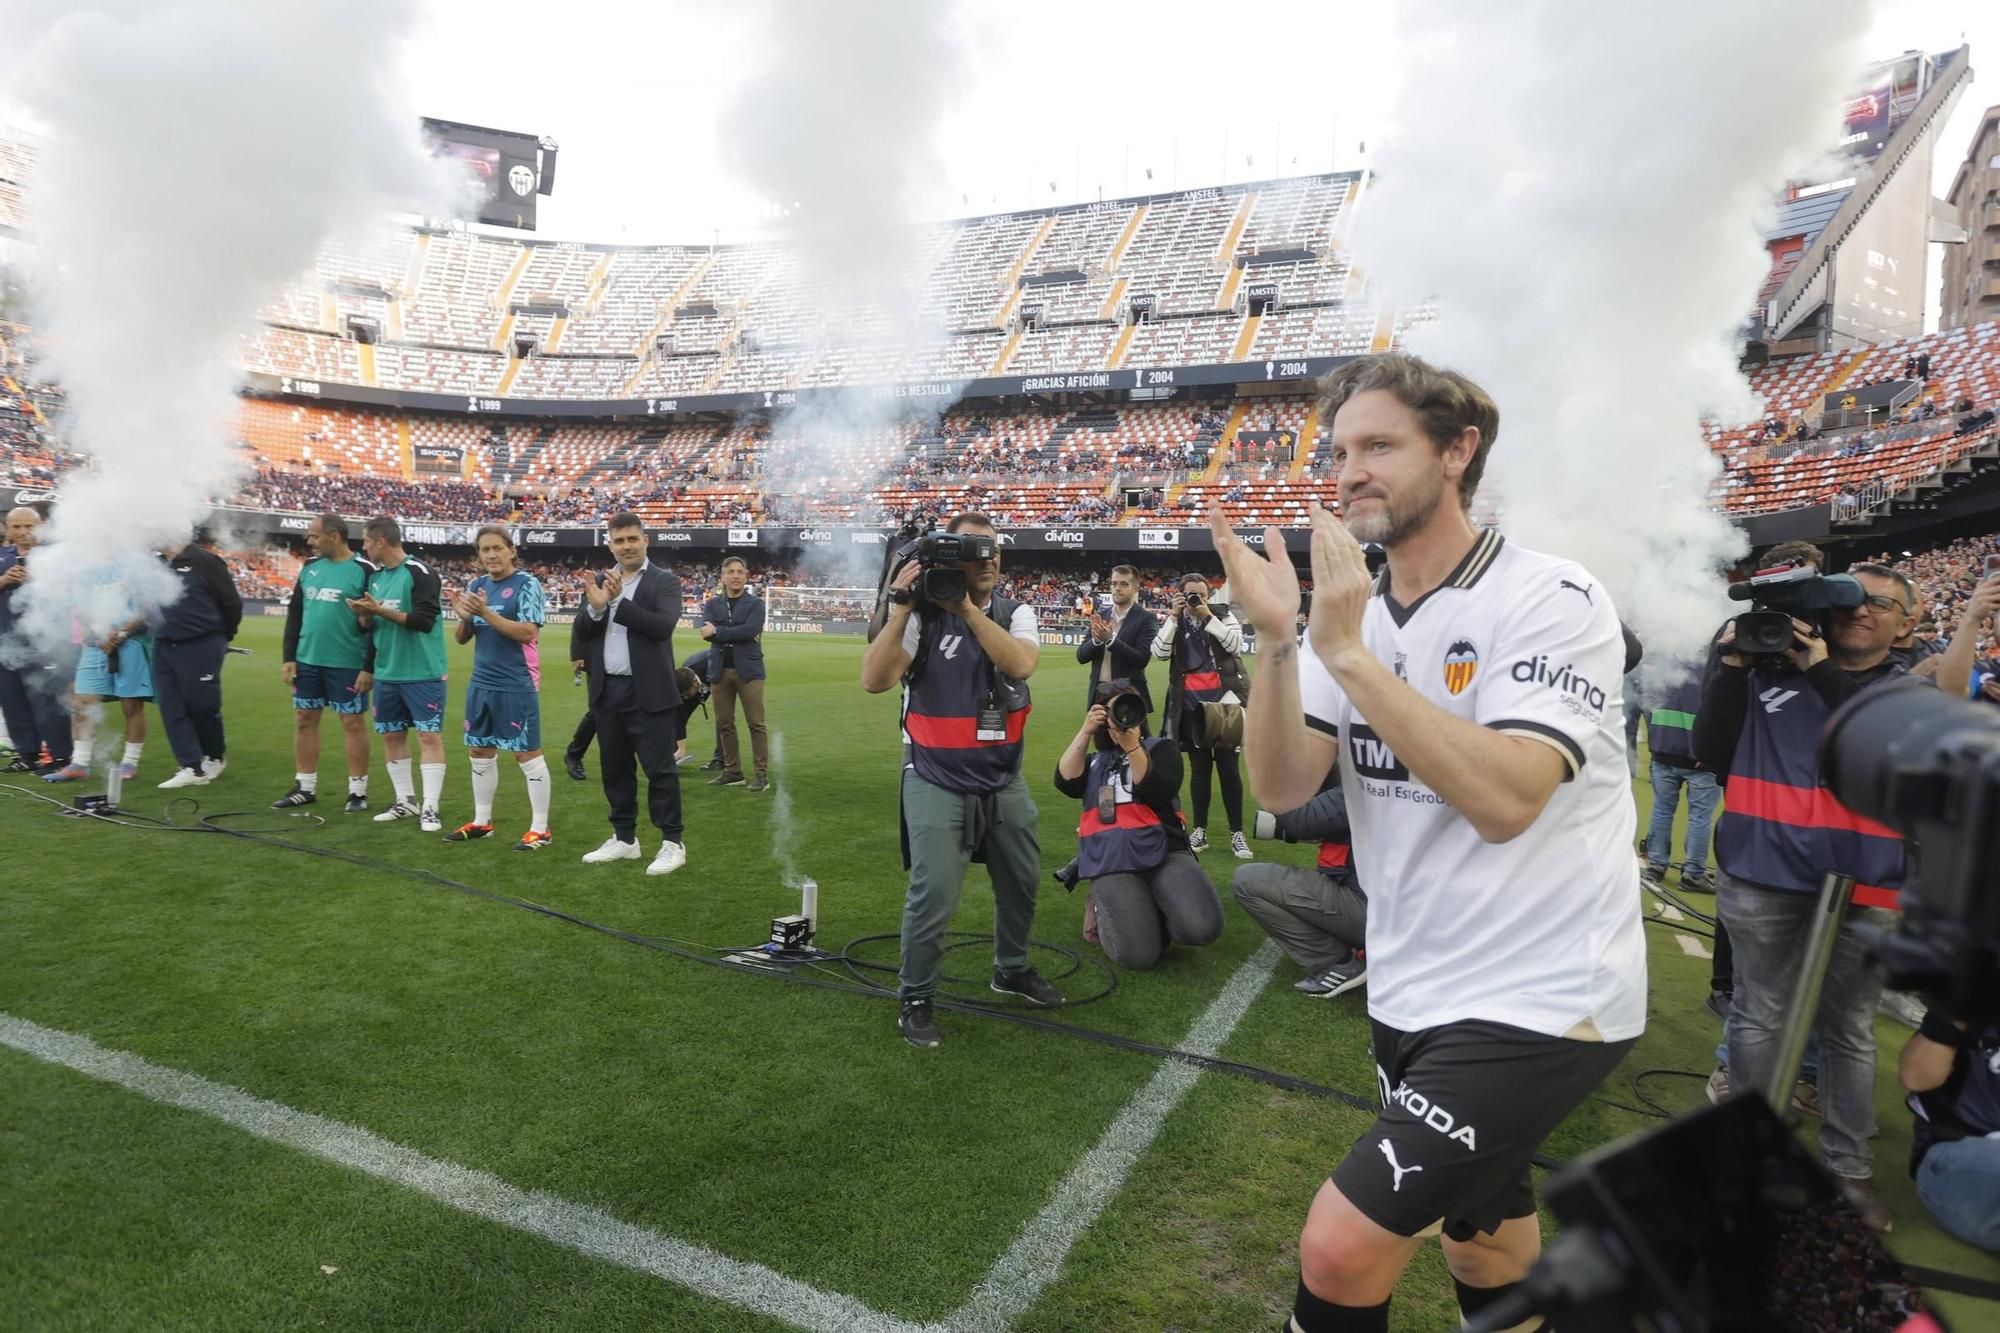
[151, 538, 243, 783]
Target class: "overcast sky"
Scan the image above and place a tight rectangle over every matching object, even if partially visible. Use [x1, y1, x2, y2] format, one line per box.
[387, 0, 1993, 245]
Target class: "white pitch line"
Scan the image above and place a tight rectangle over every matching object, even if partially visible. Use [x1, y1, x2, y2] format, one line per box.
[0, 1012, 936, 1333]
[1674, 933, 1712, 960]
[946, 941, 1283, 1332]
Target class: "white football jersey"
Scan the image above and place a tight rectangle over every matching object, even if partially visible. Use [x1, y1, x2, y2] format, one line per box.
[1299, 529, 1648, 1041]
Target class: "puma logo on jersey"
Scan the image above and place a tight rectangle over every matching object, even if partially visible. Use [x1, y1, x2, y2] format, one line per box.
[1378, 1139, 1424, 1193]
[939, 634, 965, 661]
[1760, 687, 1798, 714]
[1560, 579, 1594, 605]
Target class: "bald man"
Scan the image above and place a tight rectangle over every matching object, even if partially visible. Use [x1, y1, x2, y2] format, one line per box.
[0, 507, 73, 773]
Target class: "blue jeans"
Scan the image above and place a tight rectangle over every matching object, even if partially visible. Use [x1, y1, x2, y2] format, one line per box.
[1647, 762, 1720, 874]
[1917, 1137, 2000, 1252]
[1717, 872, 1888, 1180]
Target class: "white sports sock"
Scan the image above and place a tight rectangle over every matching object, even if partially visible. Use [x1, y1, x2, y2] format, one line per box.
[469, 756, 499, 825]
[297, 771, 319, 794]
[123, 741, 144, 765]
[420, 762, 446, 812]
[348, 774, 368, 797]
[386, 757, 414, 804]
[73, 736, 95, 768]
[520, 755, 551, 834]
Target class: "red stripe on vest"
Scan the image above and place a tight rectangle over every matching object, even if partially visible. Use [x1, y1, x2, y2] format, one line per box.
[1851, 883, 1900, 909]
[904, 706, 1031, 749]
[1317, 841, 1351, 870]
[1183, 670, 1222, 693]
[1724, 776, 1902, 841]
[1078, 803, 1166, 837]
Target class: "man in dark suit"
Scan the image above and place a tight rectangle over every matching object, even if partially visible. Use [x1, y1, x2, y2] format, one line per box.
[699, 555, 769, 792]
[569, 511, 687, 875]
[1076, 565, 1157, 716]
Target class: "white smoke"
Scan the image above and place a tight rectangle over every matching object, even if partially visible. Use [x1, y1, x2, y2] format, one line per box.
[1348, 0, 1878, 666]
[1, 0, 444, 649]
[715, 0, 974, 591]
[767, 730, 801, 888]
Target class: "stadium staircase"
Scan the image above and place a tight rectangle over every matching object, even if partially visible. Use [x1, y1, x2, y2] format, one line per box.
[358, 344, 378, 387]
[988, 327, 1025, 375]
[495, 352, 525, 396]
[396, 418, 413, 479]
[1105, 319, 1137, 369]
[1286, 405, 1320, 481]
[1369, 310, 1397, 353]
[1229, 313, 1263, 363]
[485, 426, 521, 489]
[995, 217, 1058, 321]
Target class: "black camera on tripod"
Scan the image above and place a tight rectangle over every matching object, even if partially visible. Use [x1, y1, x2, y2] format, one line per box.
[1091, 677, 1147, 732]
[910, 530, 996, 607]
[1724, 564, 1866, 657]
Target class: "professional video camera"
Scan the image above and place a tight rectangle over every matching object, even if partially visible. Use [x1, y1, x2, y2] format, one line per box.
[1091, 677, 1147, 732]
[1823, 679, 2000, 1018]
[868, 523, 999, 641]
[908, 530, 995, 607]
[1724, 564, 1866, 658]
[1471, 681, 2000, 1331]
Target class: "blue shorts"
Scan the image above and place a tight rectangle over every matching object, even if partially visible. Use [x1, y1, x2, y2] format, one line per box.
[374, 679, 446, 734]
[76, 639, 154, 700]
[293, 662, 371, 715]
[463, 685, 542, 752]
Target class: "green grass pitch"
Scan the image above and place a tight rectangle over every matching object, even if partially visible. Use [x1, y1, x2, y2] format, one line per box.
[2, 617, 1995, 1331]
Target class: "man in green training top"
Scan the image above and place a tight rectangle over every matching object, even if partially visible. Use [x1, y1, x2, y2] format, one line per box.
[347, 515, 449, 833]
[272, 513, 377, 813]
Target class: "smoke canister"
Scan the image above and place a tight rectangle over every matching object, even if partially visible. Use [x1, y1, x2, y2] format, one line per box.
[801, 877, 818, 933]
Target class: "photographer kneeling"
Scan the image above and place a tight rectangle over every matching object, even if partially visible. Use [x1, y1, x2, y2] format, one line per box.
[1054, 680, 1222, 970]
[1233, 780, 1368, 998]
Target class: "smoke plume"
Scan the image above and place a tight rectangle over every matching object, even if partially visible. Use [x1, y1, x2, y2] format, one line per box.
[716, 0, 974, 591]
[1, 0, 443, 649]
[1348, 0, 1878, 665]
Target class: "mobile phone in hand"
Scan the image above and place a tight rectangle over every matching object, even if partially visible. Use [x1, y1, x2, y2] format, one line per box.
[1983, 553, 2000, 579]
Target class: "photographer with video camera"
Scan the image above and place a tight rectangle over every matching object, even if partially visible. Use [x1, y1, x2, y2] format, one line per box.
[1053, 678, 1222, 971]
[1694, 560, 1934, 1229]
[1153, 572, 1252, 859]
[861, 512, 1064, 1049]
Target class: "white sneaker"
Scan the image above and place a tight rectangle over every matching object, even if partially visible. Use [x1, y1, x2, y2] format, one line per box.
[581, 836, 642, 864]
[201, 757, 226, 781]
[157, 766, 210, 789]
[419, 806, 442, 834]
[1879, 990, 1927, 1030]
[373, 800, 421, 823]
[1230, 831, 1253, 860]
[647, 840, 687, 876]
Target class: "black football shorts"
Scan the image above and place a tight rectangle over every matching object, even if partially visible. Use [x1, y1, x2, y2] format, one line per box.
[1331, 1017, 1635, 1242]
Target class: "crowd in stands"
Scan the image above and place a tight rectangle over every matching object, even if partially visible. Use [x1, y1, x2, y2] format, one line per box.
[1870, 531, 2000, 665]
[234, 468, 506, 524]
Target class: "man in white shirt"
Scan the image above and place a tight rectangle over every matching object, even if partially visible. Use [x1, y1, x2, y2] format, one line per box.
[570, 512, 687, 876]
[1215, 353, 1646, 1333]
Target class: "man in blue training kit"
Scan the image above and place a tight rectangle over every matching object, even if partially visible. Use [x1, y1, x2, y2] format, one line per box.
[445, 526, 553, 849]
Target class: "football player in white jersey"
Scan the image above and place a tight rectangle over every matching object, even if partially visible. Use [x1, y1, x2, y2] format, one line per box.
[1216, 353, 1645, 1333]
